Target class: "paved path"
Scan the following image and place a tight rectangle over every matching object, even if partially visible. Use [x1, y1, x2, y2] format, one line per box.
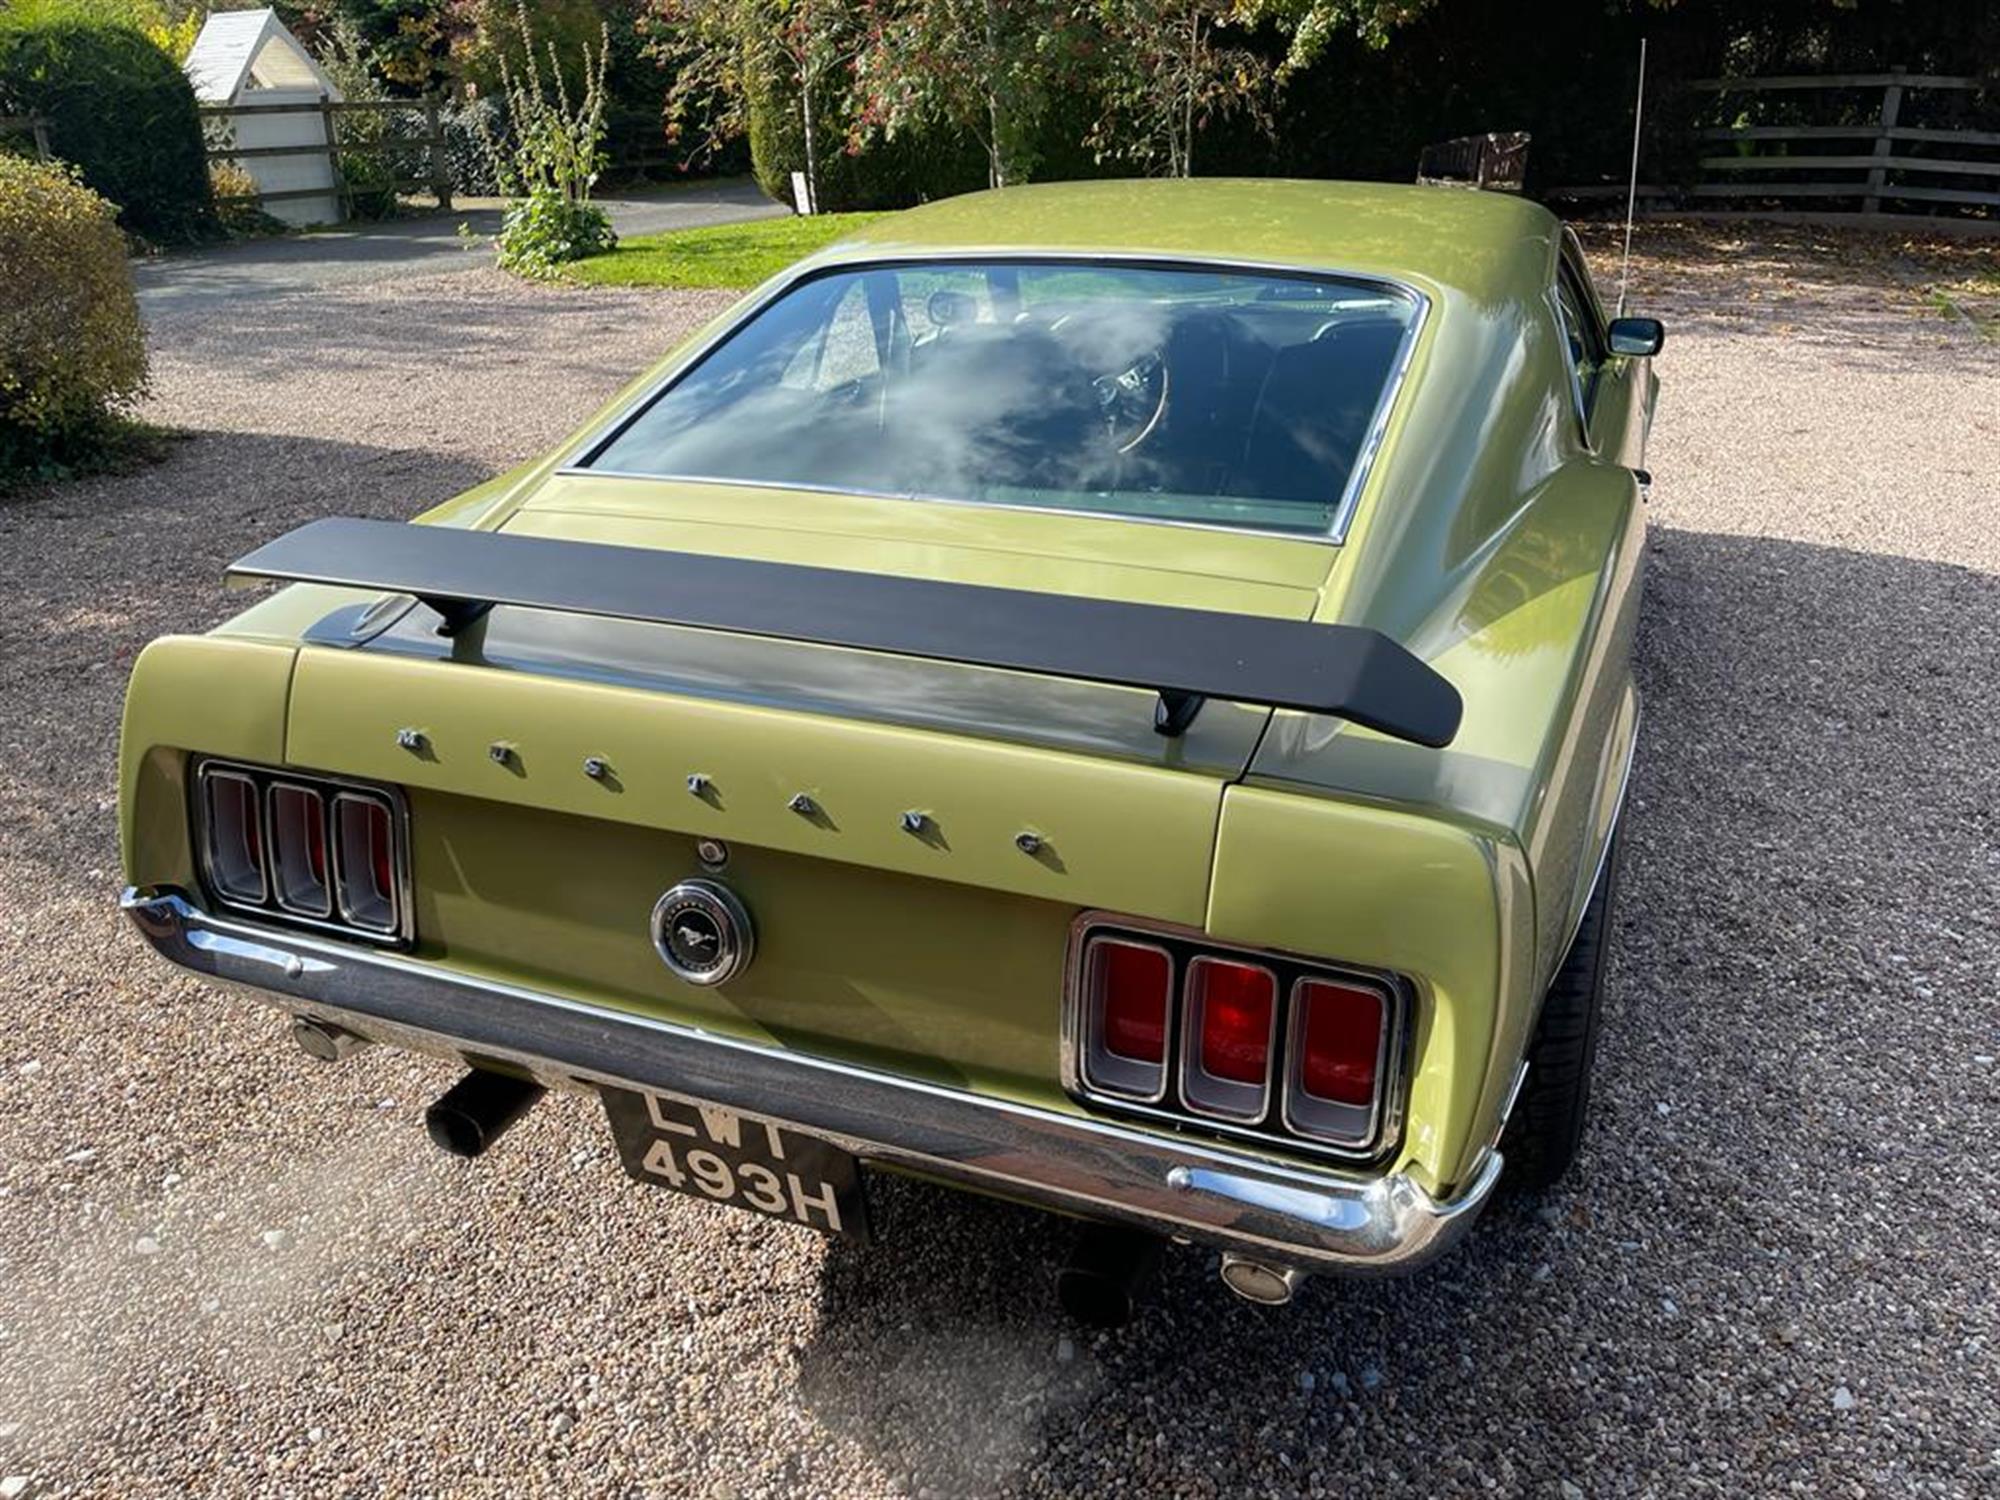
[132, 177, 785, 311]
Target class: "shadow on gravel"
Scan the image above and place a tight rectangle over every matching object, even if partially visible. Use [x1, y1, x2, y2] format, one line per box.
[791, 526, 2000, 1496]
[0, 431, 493, 900]
[0, 430, 492, 637]
[1574, 220, 2000, 365]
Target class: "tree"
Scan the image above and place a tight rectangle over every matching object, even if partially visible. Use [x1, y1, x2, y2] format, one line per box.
[851, 0, 1085, 190]
[1230, 0, 1436, 74]
[1091, 0, 1270, 176]
[645, 0, 861, 208]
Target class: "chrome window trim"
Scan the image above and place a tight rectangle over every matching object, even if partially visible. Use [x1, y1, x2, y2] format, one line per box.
[191, 757, 414, 948]
[1549, 285, 1593, 446]
[1177, 955, 1279, 1124]
[1280, 973, 1399, 1149]
[1076, 935, 1176, 1104]
[1550, 242, 1608, 450]
[1061, 909, 1413, 1165]
[195, 764, 269, 907]
[556, 251, 1433, 546]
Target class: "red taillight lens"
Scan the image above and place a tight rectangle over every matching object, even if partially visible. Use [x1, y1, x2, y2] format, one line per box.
[1101, 945, 1170, 1063]
[1296, 979, 1384, 1106]
[1285, 977, 1389, 1145]
[200, 769, 266, 903]
[1195, 962, 1275, 1083]
[268, 784, 332, 915]
[1068, 921, 1399, 1154]
[1080, 937, 1172, 1099]
[1181, 957, 1276, 1120]
[332, 793, 399, 933]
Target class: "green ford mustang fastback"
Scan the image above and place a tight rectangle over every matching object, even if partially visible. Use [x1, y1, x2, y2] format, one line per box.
[118, 179, 1660, 1319]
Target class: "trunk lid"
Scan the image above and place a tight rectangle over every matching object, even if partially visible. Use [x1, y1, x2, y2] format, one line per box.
[280, 478, 1338, 1090]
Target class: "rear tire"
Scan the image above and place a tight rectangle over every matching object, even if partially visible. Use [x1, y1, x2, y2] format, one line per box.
[1500, 830, 1621, 1192]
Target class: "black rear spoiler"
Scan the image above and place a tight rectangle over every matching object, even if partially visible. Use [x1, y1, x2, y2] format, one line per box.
[227, 518, 1461, 747]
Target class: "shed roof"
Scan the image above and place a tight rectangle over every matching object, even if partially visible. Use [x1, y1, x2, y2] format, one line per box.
[184, 8, 341, 104]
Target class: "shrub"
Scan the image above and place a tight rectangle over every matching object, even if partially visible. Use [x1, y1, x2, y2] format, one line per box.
[316, 16, 424, 221]
[476, 0, 616, 278]
[495, 187, 617, 276]
[208, 158, 288, 238]
[442, 94, 507, 196]
[0, 14, 215, 244]
[745, 62, 984, 212]
[0, 156, 147, 485]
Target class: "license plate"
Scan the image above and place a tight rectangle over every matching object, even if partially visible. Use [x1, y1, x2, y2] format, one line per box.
[599, 1086, 870, 1242]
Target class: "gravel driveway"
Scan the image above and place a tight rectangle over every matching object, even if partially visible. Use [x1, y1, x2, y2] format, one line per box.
[1, 228, 1996, 1499]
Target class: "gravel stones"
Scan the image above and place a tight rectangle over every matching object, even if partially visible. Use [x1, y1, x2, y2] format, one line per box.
[1, 226, 1996, 1497]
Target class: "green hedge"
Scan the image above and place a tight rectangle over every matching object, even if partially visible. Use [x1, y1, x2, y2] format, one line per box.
[0, 16, 215, 244]
[0, 155, 147, 485]
[746, 64, 986, 212]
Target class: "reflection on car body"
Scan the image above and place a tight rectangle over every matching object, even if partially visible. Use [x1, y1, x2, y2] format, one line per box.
[117, 179, 1660, 1320]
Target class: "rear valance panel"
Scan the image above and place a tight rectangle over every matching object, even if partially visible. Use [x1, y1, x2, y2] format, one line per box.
[285, 648, 1226, 923]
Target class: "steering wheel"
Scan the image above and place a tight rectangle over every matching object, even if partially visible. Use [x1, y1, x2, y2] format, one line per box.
[1090, 349, 1169, 454]
[1043, 310, 1172, 455]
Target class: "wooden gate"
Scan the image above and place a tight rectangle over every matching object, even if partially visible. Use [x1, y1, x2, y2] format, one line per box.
[1691, 68, 1996, 222]
[201, 97, 454, 220]
[0, 114, 52, 161]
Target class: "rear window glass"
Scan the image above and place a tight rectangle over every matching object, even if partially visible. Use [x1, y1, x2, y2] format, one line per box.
[585, 260, 1421, 537]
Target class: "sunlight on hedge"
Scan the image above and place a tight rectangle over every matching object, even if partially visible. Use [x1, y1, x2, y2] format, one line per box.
[0, 156, 148, 487]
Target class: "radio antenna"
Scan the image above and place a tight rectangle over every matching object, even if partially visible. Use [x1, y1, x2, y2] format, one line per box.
[1617, 36, 1649, 316]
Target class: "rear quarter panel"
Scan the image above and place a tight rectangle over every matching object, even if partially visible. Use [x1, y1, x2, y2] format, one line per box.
[1237, 243, 1648, 1192]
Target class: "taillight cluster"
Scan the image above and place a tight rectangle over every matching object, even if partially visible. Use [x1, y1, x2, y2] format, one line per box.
[1068, 919, 1402, 1158]
[195, 760, 408, 943]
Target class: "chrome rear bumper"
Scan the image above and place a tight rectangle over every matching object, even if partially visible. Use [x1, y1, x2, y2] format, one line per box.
[122, 887, 1500, 1275]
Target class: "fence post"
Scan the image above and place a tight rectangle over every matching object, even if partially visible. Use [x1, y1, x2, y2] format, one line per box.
[322, 98, 351, 222]
[1862, 65, 1905, 216]
[31, 115, 52, 161]
[426, 96, 453, 213]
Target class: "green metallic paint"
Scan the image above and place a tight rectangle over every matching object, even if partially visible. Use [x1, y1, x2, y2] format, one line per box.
[502, 479, 1329, 617]
[400, 788, 1075, 1098]
[822, 179, 1556, 306]
[283, 646, 1228, 921]
[119, 636, 298, 890]
[117, 180, 1654, 1215]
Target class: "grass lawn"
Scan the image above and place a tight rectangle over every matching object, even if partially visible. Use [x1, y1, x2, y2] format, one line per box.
[567, 212, 887, 291]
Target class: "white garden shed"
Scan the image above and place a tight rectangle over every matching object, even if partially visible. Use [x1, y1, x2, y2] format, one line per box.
[184, 9, 345, 227]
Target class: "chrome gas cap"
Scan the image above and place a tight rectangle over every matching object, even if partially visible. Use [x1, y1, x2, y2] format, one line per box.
[650, 879, 755, 987]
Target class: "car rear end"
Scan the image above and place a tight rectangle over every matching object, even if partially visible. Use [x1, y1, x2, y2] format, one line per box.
[117, 215, 1550, 1302]
[119, 595, 1523, 1295]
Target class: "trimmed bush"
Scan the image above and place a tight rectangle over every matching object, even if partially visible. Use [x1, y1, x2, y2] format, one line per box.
[746, 63, 985, 212]
[0, 15, 215, 244]
[0, 156, 147, 485]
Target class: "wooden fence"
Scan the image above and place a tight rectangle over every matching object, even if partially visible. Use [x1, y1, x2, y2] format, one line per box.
[0, 113, 52, 161]
[200, 97, 453, 216]
[1691, 68, 1996, 218]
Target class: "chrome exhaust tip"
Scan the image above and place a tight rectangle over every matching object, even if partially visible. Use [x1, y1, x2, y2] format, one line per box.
[424, 1068, 546, 1158]
[1219, 1253, 1306, 1306]
[291, 1016, 368, 1064]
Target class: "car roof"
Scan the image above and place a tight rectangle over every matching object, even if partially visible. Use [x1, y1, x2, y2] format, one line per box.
[816, 178, 1563, 304]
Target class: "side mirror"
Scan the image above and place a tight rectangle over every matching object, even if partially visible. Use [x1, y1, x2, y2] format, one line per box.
[1607, 317, 1665, 358]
